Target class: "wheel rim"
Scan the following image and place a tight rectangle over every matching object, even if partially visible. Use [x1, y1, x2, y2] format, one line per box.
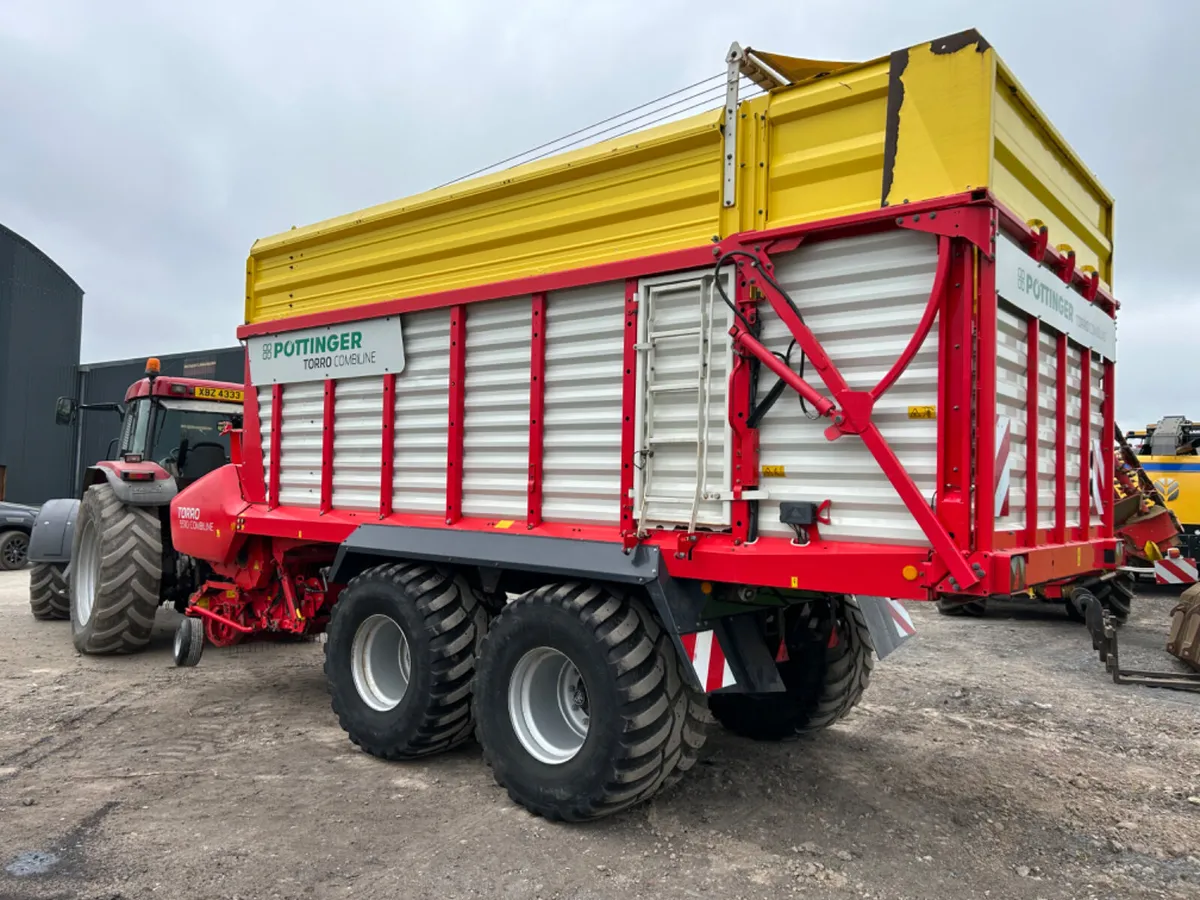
[173, 623, 186, 658]
[3, 533, 28, 567]
[74, 519, 100, 627]
[350, 614, 411, 712]
[508, 647, 590, 765]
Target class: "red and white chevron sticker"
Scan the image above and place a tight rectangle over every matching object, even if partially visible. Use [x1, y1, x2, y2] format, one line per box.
[994, 415, 1012, 518]
[885, 598, 916, 637]
[1154, 557, 1199, 585]
[1090, 438, 1105, 514]
[679, 630, 736, 693]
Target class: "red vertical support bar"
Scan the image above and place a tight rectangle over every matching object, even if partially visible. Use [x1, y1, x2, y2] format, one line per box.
[1102, 359, 1115, 537]
[319, 379, 336, 514]
[1054, 333, 1068, 544]
[1024, 320, 1040, 546]
[379, 373, 396, 518]
[974, 249, 997, 552]
[268, 383, 283, 509]
[619, 280, 639, 544]
[935, 242, 972, 547]
[1078, 352, 1091, 538]
[527, 292, 547, 528]
[728, 275, 758, 545]
[446, 305, 467, 525]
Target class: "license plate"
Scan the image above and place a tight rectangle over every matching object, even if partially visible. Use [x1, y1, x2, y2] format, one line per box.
[193, 386, 244, 402]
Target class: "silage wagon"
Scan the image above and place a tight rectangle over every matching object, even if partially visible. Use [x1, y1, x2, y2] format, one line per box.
[166, 30, 1123, 820]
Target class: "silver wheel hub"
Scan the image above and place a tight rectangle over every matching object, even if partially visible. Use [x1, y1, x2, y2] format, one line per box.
[73, 518, 100, 627]
[350, 614, 411, 712]
[508, 647, 589, 765]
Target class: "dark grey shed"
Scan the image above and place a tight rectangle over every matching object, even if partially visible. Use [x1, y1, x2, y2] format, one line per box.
[0, 223, 83, 505]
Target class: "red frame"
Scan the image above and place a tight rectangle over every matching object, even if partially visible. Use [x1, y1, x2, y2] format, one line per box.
[320, 379, 336, 514]
[527, 293, 546, 528]
[232, 191, 1117, 601]
[446, 306, 466, 525]
[380, 373, 396, 518]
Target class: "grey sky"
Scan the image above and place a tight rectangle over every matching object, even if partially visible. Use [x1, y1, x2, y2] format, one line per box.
[1, 1, 1195, 428]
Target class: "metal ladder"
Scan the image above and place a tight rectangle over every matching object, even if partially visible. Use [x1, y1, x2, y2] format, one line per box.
[635, 276, 716, 535]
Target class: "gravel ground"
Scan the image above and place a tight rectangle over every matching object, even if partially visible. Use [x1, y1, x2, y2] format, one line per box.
[0, 567, 1198, 900]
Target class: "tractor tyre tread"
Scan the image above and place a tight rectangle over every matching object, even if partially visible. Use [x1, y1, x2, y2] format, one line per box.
[325, 563, 482, 760]
[709, 596, 874, 741]
[29, 562, 69, 620]
[936, 597, 988, 618]
[71, 485, 162, 655]
[475, 583, 709, 821]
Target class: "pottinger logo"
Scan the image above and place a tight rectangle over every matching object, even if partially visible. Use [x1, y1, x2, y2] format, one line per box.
[262, 343, 274, 360]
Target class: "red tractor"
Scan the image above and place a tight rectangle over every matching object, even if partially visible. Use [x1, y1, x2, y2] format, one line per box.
[26, 358, 245, 654]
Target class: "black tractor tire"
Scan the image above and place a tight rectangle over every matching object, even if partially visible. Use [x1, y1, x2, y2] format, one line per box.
[173, 616, 204, 667]
[0, 530, 29, 570]
[69, 484, 163, 655]
[324, 563, 484, 760]
[709, 596, 874, 741]
[29, 562, 69, 620]
[1097, 573, 1134, 623]
[936, 597, 988, 617]
[474, 582, 709, 822]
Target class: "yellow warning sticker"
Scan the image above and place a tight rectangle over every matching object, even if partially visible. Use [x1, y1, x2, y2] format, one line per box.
[790, 576, 799, 588]
[761, 465, 787, 478]
[907, 406, 937, 419]
[494, 520, 515, 529]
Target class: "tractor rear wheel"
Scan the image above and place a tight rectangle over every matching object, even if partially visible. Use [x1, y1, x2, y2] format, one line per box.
[70, 484, 163, 654]
[709, 596, 874, 741]
[29, 562, 69, 620]
[324, 563, 485, 760]
[474, 583, 709, 821]
[936, 597, 988, 617]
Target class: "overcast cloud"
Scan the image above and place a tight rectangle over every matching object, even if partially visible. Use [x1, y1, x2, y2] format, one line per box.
[1, 0, 1196, 427]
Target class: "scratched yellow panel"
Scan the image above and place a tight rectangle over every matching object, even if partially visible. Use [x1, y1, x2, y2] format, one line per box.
[991, 63, 1113, 284]
[764, 61, 891, 226]
[883, 39, 993, 207]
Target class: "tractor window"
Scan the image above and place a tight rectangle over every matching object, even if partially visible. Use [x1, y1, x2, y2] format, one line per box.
[120, 399, 153, 457]
[149, 400, 234, 469]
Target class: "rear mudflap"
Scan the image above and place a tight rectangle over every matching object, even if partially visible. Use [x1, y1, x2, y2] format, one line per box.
[855, 596, 917, 661]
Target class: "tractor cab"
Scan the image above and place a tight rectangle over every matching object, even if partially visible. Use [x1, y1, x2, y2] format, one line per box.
[118, 360, 244, 488]
[55, 358, 245, 489]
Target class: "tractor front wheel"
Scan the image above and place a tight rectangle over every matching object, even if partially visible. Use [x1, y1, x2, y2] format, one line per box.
[709, 596, 874, 741]
[70, 485, 163, 654]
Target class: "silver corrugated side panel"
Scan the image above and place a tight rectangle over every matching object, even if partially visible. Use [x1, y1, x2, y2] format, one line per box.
[392, 308, 451, 516]
[461, 297, 532, 519]
[996, 301, 1030, 532]
[756, 230, 939, 546]
[278, 382, 323, 507]
[542, 282, 624, 525]
[1063, 346, 1085, 529]
[332, 376, 384, 511]
[1035, 324, 1058, 530]
[257, 386, 273, 488]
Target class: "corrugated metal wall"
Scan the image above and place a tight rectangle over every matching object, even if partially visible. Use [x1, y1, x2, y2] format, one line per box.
[542, 283, 624, 525]
[0, 224, 83, 505]
[996, 302, 1029, 533]
[756, 230, 941, 546]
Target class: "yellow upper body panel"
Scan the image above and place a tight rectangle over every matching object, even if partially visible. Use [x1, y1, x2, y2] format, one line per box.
[247, 29, 1113, 326]
[1140, 457, 1200, 529]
